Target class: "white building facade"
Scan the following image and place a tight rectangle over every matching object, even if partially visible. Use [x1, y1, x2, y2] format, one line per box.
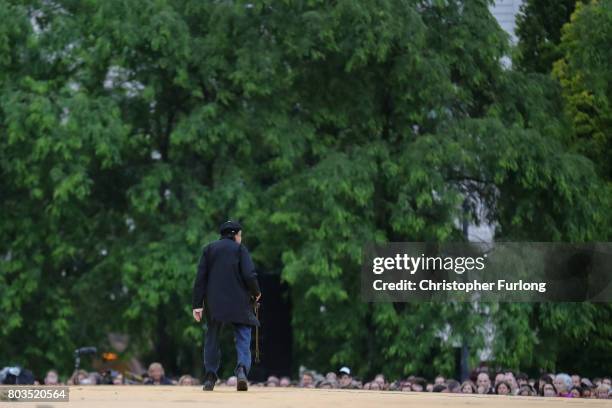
[489, 0, 523, 42]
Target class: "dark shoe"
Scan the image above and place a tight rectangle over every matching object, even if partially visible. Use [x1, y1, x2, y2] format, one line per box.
[203, 372, 216, 391]
[236, 366, 248, 391]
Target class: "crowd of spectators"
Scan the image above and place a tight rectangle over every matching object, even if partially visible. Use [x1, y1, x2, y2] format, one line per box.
[283, 367, 610, 399]
[2, 363, 609, 399]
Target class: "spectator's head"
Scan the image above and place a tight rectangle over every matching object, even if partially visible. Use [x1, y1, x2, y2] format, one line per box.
[226, 376, 237, 386]
[571, 374, 581, 388]
[494, 372, 505, 385]
[554, 373, 572, 394]
[461, 381, 477, 394]
[369, 382, 383, 391]
[112, 373, 124, 385]
[595, 384, 610, 399]
[70, 369, 89, 385]
[504, 371, 517, 390]
[77, 372, 96, 385]
[373, 374, 385, 387]
[426, 383, 434, 392]
[325, 372, 337, 383]
[266, 376, 279, 387]
[88, 372, 101, 385]
[301, 371, 314, 388]
[447, 379, 461, 393]
[432, 384, 447, 393]
[569, 386, 582, 398]
[279, 376, 291, 387]
[518, 385, 536, 396]
[476, 372, 491, 392]
[495, 381, 511, 395]
[434, 375, 445, 385]
[537, 374, 554, 393]
[147, 363, 165, 383]
[409, 381, 420, 392]
[338, 367, 352, 388]
[541, 383, 558, 397]
[581, 387, 593, 398]
[516, 372, 528, 387]
[316, 380, 334, 389]
[178, 375, 196, 386]
[603, 378, 612, 387]
[411, 377, 426, 392]
[44, 370, 59, 385]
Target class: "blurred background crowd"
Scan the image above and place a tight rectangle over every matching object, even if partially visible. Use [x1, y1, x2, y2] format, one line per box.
[1, 363, 609, 399]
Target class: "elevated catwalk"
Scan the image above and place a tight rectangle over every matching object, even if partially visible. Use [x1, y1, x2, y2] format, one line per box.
[3, 385, 609, 408]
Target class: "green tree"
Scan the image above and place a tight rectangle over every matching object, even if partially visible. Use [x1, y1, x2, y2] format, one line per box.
[516, 0, 579, 73]
[1, 0, 610, 381]
[0, 1, 133, 376]
[553, 0, 612, 181]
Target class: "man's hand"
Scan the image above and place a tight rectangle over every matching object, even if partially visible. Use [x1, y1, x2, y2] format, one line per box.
[255, 293, 261, 302]
[193, 308, 203, 322]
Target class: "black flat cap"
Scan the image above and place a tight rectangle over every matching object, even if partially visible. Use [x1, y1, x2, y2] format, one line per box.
[219, 220, 242, 235]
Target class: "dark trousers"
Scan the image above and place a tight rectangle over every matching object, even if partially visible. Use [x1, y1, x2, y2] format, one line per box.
[203, 319, 252, 377]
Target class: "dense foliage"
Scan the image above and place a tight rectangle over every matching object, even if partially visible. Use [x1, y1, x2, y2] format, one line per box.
[515, 0, 579, 73]
[553, 0, 612, 181]
[1, 0, 610, 379]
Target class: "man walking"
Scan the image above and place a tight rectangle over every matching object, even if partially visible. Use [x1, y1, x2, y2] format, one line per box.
[192, 220, 261, 391]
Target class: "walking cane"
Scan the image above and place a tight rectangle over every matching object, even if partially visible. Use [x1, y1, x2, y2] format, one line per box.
[254, 302, 261, 363]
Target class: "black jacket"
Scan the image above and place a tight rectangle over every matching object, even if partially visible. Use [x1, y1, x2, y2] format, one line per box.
[192, 237, 261, 326]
